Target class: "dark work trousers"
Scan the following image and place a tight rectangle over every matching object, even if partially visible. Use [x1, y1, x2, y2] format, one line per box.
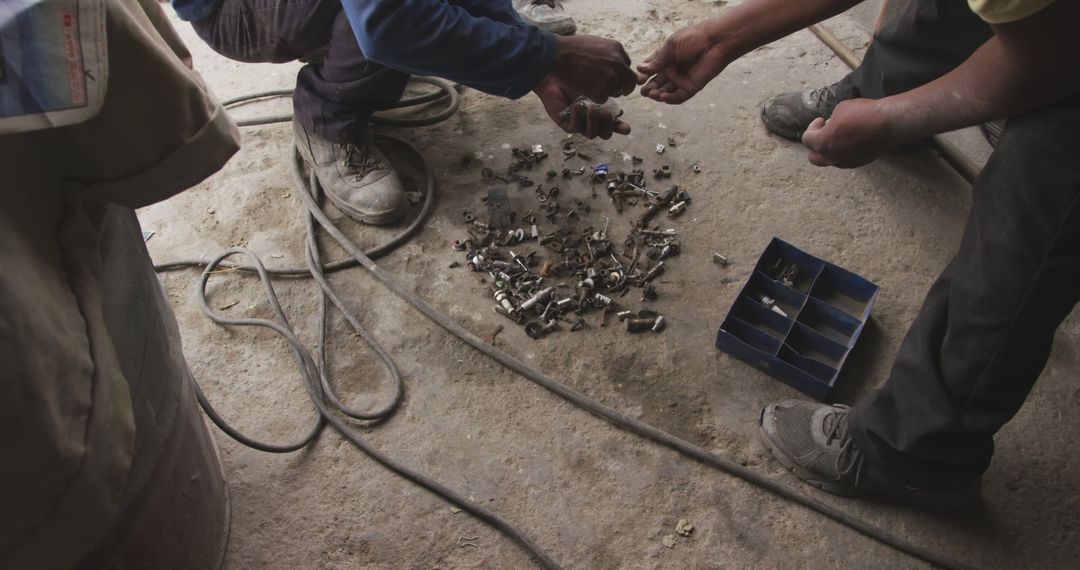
[838, 0, 1080, 489]
[190, 0, 410, 143]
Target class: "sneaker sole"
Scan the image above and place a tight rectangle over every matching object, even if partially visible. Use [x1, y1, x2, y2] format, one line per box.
[759, 103, 805, 143]
[757, 425, 865, 498]
[758, 410, 981, 509]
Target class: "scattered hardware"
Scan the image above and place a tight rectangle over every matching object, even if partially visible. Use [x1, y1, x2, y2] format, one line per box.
[454, 142, 701, 339]
[675, 519, 694, 537]
[713, 253, 729, 267]
[485, 187, 513, 229]
[767, 257, 802, 290]
[693, 164, 702, 174]
[483, 324, 504, 345]
[655, 143, 666, 155]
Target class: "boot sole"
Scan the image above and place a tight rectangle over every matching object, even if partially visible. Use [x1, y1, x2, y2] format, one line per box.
[323, 188, 407, 227]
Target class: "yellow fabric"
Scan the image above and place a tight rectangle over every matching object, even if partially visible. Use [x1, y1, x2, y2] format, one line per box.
[968, 0, 1056, 23]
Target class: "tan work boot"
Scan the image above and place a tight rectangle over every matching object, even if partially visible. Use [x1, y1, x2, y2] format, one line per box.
[293, 119, 407, 226]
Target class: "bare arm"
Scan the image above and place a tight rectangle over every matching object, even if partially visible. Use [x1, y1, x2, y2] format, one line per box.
[882, 1, 1080, 142]
[638, 0, 863, 103]
[803, 0, 1080, 167]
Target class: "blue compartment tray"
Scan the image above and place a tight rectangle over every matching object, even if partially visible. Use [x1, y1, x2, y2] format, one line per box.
[715, 238, 879, 400]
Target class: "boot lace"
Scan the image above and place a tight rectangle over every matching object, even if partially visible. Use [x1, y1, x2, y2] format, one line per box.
[822, 405, 864, 484]
[339, 143, 383, 182]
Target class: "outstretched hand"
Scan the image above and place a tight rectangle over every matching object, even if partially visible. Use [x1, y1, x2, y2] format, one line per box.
[637, 25, 728, 104]
[534, 76, 631, 140]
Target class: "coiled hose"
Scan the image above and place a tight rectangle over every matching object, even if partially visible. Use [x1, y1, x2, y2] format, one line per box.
[156, 76, 972, 570]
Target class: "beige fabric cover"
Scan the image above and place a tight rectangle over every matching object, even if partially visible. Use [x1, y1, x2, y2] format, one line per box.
[0, 1, 238, 567]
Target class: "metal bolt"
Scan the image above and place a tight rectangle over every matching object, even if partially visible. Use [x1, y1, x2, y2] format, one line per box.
[713, 253, 729, 267]
[640, 229, 677, 237]
[520, 286, 555, 312]
[616, 310, 634, 321]
[668, 200, 687, 217]
[642, 261, 665, 282]
[651, 316, 667, 332]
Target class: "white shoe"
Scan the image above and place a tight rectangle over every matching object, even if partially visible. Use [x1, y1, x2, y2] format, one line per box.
[513, 0, 577, 36]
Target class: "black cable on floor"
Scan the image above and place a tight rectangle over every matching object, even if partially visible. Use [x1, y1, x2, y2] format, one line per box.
[157, 78, 974, 570]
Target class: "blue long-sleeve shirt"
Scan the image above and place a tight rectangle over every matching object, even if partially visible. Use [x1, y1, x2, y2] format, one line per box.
[173, 0, 557, 99]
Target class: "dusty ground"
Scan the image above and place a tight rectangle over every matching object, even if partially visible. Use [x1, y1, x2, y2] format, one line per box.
[144, 1, 1080, 568]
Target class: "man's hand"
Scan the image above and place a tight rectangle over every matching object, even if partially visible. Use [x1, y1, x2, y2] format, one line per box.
[801, 99, 898, 168]
[637, 24, 729, 104]
[534, 76, 631, 139]
[550, 35, 637, 103]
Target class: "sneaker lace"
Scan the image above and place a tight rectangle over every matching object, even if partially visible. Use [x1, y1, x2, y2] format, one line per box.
[339, 143, 383, 181]
[822, 405, 864, 484]
[809, 86, 836, 109]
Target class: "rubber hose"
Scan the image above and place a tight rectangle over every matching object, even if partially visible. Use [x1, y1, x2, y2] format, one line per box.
[158, 73, 973, 570]
[287, 149, 974, 570]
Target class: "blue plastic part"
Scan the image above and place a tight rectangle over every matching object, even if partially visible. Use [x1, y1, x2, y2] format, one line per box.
[715, 238, 879, 400]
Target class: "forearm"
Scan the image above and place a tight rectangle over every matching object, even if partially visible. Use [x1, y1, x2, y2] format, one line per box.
[880, 1, 1080, 142]
[340, 0, 556, 99]
[705, 0, 864, 63]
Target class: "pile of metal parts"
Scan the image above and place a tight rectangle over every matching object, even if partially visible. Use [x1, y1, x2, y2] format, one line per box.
[453, 141, 694, 340]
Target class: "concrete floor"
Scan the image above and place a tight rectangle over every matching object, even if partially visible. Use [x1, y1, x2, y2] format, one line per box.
[144, 1, 1079, 568]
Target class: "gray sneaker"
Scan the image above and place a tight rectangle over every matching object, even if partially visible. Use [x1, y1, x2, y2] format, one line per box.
[293, 119, 407, 226]
[759, 399, 980, 509]
[513, 0, 576, 36]
[760, 84, 842, 142]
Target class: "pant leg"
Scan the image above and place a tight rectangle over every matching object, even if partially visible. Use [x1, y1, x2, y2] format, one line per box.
[291, 9, 411, 143]
[189, 0, 409, 143]
[835, 0, 994, 100]
[848, 94, 1080, 489]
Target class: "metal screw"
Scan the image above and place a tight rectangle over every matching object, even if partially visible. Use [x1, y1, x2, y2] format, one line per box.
[713, 253, 729, 267]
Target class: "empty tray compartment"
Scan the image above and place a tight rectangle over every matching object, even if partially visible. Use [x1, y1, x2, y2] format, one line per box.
[778, 324, 846, 382]
[796, 297, 861, 345]
[719, 317, 783, 355]
[745, 272, 807, 318]
[756, 239, 825, 293]
[809, 265, 878, 319]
